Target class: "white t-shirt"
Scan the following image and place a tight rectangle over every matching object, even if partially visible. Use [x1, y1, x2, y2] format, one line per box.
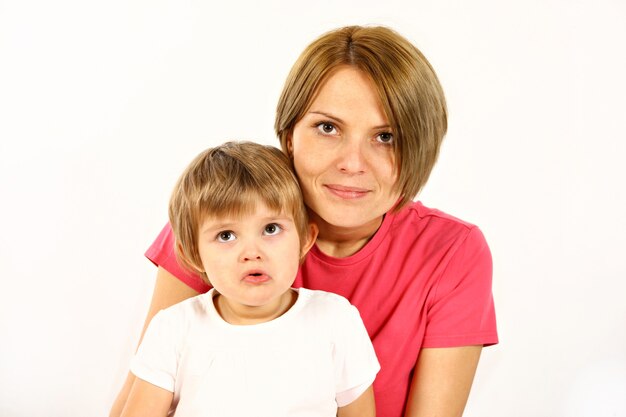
[131, 288, 380, 417]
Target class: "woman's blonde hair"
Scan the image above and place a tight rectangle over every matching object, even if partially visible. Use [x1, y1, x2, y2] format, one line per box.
[169, 141, 309, 280]
[275, 25, 447, 208]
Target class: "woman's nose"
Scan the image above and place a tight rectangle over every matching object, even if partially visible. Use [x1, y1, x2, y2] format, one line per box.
[336, 138, 366, 174]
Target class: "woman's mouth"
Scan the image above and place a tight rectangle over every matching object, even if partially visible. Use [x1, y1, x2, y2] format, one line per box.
[324, 184, 370, 199]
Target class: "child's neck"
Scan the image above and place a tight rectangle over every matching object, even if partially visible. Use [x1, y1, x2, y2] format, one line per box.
[214, 289, 297, 325]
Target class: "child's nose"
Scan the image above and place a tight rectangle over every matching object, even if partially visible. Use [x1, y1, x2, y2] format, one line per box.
[240, 241, 262, 262]
[242, 253, 262, 262]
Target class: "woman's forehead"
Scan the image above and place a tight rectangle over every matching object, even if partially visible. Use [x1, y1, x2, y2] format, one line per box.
[303, 67, 391, 129]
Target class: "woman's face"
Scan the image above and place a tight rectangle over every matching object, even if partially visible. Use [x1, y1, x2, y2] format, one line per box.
[289, 66, 401, 233]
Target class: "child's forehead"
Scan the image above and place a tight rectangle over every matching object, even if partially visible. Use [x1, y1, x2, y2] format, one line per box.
[200, 202, 293, 223]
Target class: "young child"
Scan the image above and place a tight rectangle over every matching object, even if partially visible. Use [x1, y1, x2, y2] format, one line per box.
[121, 142, 379, 417]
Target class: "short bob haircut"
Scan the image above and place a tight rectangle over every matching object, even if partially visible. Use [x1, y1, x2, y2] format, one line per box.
[275, 25, 448, 208]
[168, 141, 309, 280]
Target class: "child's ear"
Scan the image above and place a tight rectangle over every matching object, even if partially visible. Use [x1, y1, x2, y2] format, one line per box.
[300, 222, 318, 260]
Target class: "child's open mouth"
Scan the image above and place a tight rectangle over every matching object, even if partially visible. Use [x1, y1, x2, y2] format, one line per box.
[242, 271, 270, 284]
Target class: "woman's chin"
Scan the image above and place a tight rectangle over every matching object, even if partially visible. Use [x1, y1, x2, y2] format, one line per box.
[311, 206, 385, 233]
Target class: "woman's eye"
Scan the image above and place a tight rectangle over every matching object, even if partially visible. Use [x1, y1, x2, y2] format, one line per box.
[263, 223, 282, 236]
[376, 132, 394, 144]
[316, 122, 337, 135]
[217, 231, 236, 242]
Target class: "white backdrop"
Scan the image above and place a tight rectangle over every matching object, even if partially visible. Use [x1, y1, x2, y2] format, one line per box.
[1, 0, 625, 416]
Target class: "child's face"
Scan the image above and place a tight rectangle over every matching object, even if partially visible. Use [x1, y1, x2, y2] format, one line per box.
[197, 201, 304, 316]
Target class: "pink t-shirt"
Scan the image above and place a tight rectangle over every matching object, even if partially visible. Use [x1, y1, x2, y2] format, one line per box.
[146, 201, 498, 417]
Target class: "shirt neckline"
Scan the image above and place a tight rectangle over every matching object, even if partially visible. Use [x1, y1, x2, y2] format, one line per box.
[202, 287, 308, 329]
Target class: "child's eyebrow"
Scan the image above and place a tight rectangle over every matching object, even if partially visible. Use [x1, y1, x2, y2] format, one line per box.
[263, 215, 293, 221]
[201, 222, 237, 234]
[260, 214, 297, 225]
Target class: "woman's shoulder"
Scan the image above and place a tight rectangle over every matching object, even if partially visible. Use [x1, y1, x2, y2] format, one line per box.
[392, 201, 481, 236]
[387, 201, 488, 253]
[399, 201, 477, 227]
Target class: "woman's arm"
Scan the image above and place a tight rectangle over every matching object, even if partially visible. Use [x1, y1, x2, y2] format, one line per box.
[119, 378, 174, 417]
[337, 385, 376, 417]
[109, 267, 200, 417]
[404, 346, 482, 417]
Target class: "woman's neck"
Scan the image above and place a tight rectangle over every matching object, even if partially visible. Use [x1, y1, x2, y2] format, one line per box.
[311, 212, 384, 258]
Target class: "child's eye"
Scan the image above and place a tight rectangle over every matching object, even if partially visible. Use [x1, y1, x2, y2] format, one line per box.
[376, 132, 394, 145]
[263, 223, 282, 236]
[217, 231, 236, 242]
[316, 122, 337, 135]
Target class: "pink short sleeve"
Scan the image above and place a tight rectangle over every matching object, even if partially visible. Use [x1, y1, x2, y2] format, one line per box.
[145, 223, 212, 294]
[422, 226, 498, 347]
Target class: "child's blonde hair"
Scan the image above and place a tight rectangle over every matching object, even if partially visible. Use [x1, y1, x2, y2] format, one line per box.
[169, 141, 309, 280]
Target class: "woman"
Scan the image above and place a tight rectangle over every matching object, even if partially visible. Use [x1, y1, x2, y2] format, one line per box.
[111, 25, 498, 417]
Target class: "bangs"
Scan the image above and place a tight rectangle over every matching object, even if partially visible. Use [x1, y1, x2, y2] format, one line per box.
[194, 169, 295, 222]
[199, 189, 286, 221]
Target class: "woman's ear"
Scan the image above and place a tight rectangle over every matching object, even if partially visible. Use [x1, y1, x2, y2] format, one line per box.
[286, 134, 294, 157]
[300, 222, 318, 261]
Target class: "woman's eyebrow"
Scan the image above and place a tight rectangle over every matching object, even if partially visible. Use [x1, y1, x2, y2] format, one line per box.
[308, 110, 391, 130]
[308, 111, 345, 124]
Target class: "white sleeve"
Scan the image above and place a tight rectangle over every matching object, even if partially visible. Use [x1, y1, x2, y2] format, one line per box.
[130, 310, 179, 392]
[333, 304, 380, 407]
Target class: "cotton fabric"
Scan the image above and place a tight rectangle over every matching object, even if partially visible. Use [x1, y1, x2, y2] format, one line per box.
[131, 288, 380, 417]
[146, 201, 498, 417]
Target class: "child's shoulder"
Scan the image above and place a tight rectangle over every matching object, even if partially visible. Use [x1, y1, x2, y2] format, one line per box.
[157, 291, 213, 321]
[298, 287, 350, 305]
[296, 288, 357, 318]
[295, 289, 368, 341]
